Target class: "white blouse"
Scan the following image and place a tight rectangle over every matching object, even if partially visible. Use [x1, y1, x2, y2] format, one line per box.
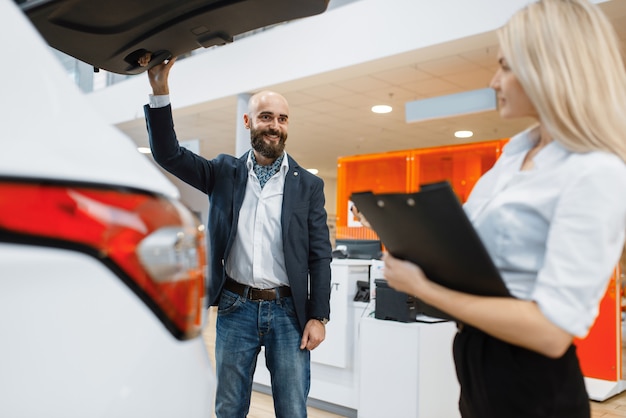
[464, 127, 626, 337]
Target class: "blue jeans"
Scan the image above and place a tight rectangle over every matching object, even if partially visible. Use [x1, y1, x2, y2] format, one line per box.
[215, 289, 310, 418]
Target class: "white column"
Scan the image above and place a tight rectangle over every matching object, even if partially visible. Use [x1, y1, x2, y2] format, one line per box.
[235, 93, 251, 157]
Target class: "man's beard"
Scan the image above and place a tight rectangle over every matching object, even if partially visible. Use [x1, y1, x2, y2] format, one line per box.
[250, 126, 287, 160]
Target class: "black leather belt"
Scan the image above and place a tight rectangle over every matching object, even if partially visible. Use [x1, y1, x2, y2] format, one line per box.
[224, 277, 291, 301]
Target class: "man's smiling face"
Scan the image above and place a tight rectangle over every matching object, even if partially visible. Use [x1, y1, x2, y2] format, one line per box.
[245, 91, 289, 162]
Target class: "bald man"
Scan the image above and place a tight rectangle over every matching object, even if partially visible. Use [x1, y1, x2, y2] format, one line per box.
[143, 56, 332, 418]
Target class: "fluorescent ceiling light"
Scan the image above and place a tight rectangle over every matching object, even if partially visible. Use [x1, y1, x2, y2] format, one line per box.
[371, 105, 392, 114]
[405, 88, 496, 123]
[137, 147, 151, 154]
[454, 130, 474, 138]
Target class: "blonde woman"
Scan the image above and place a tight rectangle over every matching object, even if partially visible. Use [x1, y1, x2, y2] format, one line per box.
[382, 0, 626, 416]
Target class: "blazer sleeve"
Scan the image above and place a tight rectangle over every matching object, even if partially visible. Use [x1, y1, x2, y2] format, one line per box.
[306, 176, 333, 320]
[144, 104, 214, 194]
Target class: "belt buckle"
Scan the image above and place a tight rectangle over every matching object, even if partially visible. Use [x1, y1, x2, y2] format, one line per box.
[248, 287, 268, 301]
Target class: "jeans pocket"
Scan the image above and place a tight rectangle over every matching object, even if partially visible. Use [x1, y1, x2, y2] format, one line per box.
[278, 296, 297, 318]
[218, 289, 243, 315]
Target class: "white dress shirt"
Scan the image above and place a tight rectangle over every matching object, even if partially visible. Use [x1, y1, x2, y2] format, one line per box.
[464, 127, 626, 337]
[148, 94, 170, 108]
[226, 151, 290, 289]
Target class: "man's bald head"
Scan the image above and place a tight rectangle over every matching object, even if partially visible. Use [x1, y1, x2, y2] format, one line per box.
[247, 91, 289, 116]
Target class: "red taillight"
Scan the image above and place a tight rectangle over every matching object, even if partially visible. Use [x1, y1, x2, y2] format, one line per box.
[0, 181, 206, 340]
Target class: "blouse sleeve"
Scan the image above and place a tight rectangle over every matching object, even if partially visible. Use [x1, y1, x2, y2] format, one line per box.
[532, 153, 626, 337]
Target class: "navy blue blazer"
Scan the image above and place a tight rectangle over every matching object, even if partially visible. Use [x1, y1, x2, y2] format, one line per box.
[144, 104, 332, 331]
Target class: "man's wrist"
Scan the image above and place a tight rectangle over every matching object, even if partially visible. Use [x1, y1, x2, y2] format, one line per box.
[314, 317, 329, 325]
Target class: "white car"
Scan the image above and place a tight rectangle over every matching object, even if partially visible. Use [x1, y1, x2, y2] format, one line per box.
[0, 1, 216, 417]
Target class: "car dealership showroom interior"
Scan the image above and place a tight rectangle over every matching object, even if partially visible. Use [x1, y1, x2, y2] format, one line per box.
[3, 0, 626, 417]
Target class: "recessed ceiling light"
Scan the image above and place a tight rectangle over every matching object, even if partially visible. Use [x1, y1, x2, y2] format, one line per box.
[454, 130, 474, 138]
[371, 105, 392, 114]
[307, 168, 319, 175]
[137, 147, 152, 154]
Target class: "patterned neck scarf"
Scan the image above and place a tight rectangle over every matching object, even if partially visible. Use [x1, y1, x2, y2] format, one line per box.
[252, 152, 284, 189]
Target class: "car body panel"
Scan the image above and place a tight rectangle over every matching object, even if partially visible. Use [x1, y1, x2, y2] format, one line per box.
[0, 243, 215, 418]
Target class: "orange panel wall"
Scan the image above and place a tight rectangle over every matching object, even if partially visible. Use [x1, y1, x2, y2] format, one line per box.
[336, 139, 507, 240]
[410, 141, 505, 202]
[575, 268, 621, 381]
[336, 150, 411, 241]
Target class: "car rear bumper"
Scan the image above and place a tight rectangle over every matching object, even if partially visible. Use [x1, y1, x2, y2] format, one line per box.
[0, 243, 215, 418]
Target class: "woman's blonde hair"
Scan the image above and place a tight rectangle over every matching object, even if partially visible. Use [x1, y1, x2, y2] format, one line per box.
[497, 0, 626, 162]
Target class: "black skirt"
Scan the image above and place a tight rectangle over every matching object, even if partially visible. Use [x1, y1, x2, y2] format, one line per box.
[453, 324, 590, 418]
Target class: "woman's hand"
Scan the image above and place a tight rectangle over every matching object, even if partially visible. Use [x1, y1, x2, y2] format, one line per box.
[350, 204, 371, 228]
[382, 252, 431, 298]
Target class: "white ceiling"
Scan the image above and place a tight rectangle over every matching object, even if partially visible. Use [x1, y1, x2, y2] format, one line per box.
[114, 0, 626, 181]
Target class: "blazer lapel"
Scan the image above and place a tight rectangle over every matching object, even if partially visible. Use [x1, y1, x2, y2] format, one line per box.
[226, 152, 248, 256]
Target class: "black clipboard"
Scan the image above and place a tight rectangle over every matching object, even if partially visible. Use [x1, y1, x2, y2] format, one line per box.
[351, 181, 510, 320]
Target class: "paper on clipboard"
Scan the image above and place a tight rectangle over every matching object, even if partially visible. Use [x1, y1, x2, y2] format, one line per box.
[350, 181, 510, 302]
